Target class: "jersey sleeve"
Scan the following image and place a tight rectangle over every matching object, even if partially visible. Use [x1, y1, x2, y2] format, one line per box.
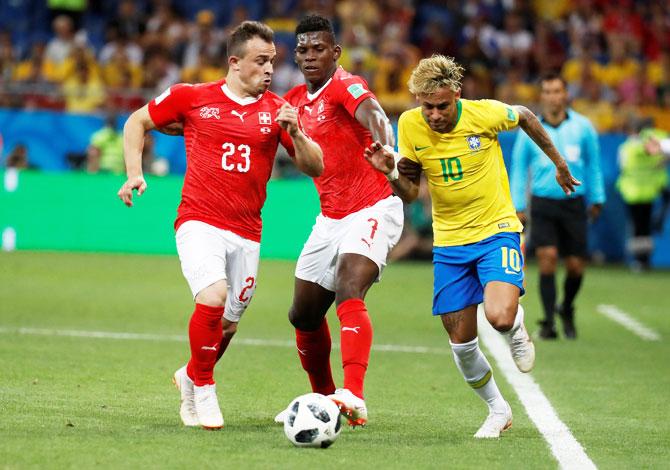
[147, 83, 193, 128]
[398, 112, 419, 163]
[482, 99, 520, 134]
[334, 75, 376, 117]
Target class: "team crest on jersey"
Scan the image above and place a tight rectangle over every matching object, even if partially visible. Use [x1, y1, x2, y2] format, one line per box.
[466, 135, 481, 151]
[260, 127, 271, 134]
[317, 100, 326, 121]
[199, 106, 220, 119]
[258, 112, 272, 125]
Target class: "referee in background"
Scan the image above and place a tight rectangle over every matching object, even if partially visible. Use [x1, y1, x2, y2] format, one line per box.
[510, 72, 605, 339]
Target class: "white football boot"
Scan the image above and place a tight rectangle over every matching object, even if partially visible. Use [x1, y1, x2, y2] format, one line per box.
[328, 388, 367, 427]
[172, 366, 199, 427]
[474, 402, 513, 438]
[194, 383, 224, 430]
[507, 308, 536, 373]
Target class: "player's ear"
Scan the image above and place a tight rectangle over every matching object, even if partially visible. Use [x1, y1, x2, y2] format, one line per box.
[455, 88, 462, 100]
[333, 44, 342, 62]
[228, 55, 240, 71]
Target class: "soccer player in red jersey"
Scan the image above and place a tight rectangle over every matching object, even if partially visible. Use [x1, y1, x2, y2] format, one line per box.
[117, 21, 323, 430]
[276, 15, 403, 427]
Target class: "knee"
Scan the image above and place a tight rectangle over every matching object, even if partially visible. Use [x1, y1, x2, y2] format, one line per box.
[335, 278, 364, 304]
[537, 248, 559, 274]
[486, 304, 518, 332]
[195, 284, 227, 308]
[288, 305, 322, 331]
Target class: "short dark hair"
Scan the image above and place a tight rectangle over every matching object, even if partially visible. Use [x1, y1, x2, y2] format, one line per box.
[295, 14, 335, 41]
[539, 71, 567, 88]
[227, 21, 274, 58]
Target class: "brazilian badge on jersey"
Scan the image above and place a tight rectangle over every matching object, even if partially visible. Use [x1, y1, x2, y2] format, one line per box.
[466, 135, 481, 151]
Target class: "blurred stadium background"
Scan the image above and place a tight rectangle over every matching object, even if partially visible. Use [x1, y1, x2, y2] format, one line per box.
[1, 1, 670, 468]
[1, 0, 669, 265]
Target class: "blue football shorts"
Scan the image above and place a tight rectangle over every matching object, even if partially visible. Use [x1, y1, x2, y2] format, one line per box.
[432, 232, 525, 315]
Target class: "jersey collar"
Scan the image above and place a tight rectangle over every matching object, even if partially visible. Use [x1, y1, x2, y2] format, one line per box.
[306, 77, 333, 101]
[540, 109, 571, 128]
[455, 99, 462, 127]
[221, 83, 263, 106]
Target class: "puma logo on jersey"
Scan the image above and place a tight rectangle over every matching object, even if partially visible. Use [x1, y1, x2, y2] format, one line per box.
[199, 106, 220, 119]
[361, 238, 372, 249]
[341, 326, 360, 334]
[297, 348, 307, 356]
[201, 344, 218, 351]
[304, 105, 313, 114]
[231, 110, 247, 122]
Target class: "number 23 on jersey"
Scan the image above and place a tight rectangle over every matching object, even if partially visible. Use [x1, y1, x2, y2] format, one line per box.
[221, 142, 251, 173]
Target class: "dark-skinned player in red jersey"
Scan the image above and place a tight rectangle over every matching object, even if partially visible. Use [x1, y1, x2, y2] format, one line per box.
[117, 21, 323, 431]
[274, 15, 403, 427]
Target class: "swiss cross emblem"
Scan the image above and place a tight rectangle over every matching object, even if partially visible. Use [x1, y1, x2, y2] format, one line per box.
[258, 112, 272, 125]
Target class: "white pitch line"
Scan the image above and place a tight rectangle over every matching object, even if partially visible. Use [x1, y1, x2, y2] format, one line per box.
[0, 326, 450, 355]
[477, 308, 597, 470]
[596, 304, 661, 341]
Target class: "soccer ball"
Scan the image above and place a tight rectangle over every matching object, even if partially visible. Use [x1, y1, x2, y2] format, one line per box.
[283, 393, 342, 448]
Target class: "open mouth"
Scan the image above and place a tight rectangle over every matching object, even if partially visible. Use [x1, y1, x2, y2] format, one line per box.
[303, 66, 319, 72]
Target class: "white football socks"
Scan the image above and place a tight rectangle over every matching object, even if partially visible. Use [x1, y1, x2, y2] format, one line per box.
[450, 337, 508, 413]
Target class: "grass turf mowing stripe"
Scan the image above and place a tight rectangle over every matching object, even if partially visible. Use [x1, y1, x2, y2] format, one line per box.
[596, 304, 661, 341]
[0, 325, 450, 355]
[477, 307, 597, 470]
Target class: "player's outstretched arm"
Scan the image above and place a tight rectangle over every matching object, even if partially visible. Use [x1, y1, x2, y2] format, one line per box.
[363, 141, 420, 203]
[117, 104, 157, 207]
[354, 98, 395, 148]
[514, 105, 581, 195]
[276, 103, 324, 177]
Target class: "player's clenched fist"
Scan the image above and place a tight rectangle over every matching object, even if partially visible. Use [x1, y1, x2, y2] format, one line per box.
[117, 175, 147, 207]
[276, 102, 300, 136]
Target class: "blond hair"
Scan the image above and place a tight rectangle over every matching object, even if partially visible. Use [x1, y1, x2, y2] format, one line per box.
[408, 55, 464, 95]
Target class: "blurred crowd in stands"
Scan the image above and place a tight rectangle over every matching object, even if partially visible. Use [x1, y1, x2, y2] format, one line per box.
[0, 0, 669, 132]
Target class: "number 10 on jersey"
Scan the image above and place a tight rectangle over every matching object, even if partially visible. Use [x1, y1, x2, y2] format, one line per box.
[222, 143, 251, 172]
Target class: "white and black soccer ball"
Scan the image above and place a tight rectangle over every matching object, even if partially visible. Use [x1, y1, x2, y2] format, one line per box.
[283, 393, 342, 448]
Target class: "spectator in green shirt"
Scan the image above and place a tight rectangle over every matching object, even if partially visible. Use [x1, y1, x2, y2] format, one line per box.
[87, 114, 124, 173]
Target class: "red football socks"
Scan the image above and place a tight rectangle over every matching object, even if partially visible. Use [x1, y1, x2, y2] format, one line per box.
[295, 318, 336, 395]
[186, 303, 224, 386]
[336, 298, 373, 399]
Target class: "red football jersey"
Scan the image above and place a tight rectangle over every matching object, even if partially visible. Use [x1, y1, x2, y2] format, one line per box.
[284, 67, 392, 219]
[148, 80, 294, 242]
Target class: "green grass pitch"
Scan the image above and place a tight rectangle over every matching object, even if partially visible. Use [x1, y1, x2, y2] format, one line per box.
[1, 251, 669, 468]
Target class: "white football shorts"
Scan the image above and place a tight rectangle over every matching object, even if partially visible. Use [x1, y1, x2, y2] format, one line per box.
[175, 220, 260, 322]
[295, 195, 404, 291]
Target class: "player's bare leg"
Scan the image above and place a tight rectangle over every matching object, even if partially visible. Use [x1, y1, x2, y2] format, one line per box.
[327, 253, 378, 427]
[441, 305, 512, 438]
[179, 280, 228, 430]
[483, 281, 535, 372]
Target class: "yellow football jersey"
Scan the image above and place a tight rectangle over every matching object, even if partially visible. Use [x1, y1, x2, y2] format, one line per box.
[399, 99, 523, 246]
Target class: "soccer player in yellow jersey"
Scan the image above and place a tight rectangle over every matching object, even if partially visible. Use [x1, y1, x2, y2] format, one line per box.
[364, 55, 580, 438]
